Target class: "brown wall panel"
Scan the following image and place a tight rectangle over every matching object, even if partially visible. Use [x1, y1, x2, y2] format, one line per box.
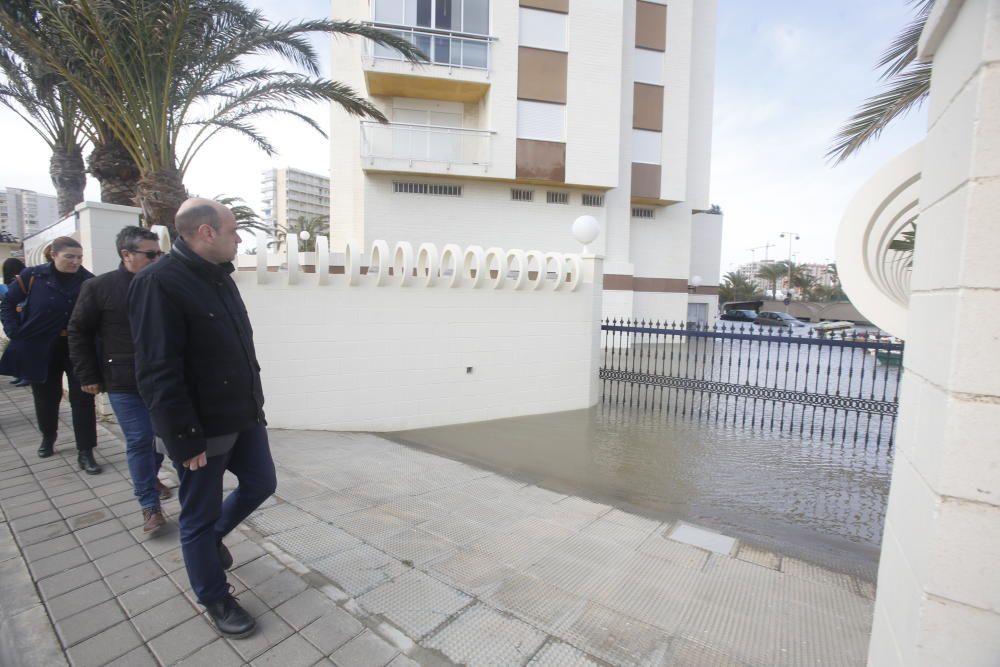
[631, 162, 661, 199]
[635, 1, 667, 51]
[520, 0, 569, 13]
[516, 139, 566, 182]
[518, 48, 568, 104]
[603, 275, 690, 293]
[632, 83, 664, 131]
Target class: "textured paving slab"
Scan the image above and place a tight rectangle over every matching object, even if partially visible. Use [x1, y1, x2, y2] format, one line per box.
[0, 381, 876, 666]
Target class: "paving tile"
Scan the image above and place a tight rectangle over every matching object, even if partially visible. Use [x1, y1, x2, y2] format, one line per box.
[425, 603, 546, 667]
[82, 530, 137, 560]
[46, 579, 114, 623]
[274, 588, 339, 630]
[148, 613, 219, 664]
[254, 568, 310, 608]
[232, 554, 285, 587]
[173, 638, 244, 667]
[103, 645, 159, 667]
[156, 545, 187, 573]
[227, 538, 268, 568]
[28, 546, 90, 580]
[16, 518, 70, 546]
[386, 655, 421, 667]
[22, 533, 80, 561]
[118, 575, 183, 616]
[70, 508, 116, 530]
[5, 498, 56, 520]
[56, 597, 128, 647]
[38, 562, 101, 600]
[367, 528, 456, 568]
[358, 570, 471, 639]
[330, 629, 399, 667]
[94, 543, 149, 576]
[526, 640, 601, 666]
[485, 573, 587, 636]
[65, 620, 143, 667]
[268, 523, 361, 563]
[250, 634, 324, 667]
[228, 610, 294, 662]
[555, 602, 671, 666]
[106, 560, 164, 595]
[131, 594, 199, 641]
[311, 545, 408, 597]
[2, 489, 47, 508]
[59, 498, 108, 520]
[300, 608, 364, 654]
[73, 517, 125, 543]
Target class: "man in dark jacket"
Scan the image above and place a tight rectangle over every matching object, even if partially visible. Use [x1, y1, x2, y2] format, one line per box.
[128, 198, 275, 640]
[68, 226, 172, 533]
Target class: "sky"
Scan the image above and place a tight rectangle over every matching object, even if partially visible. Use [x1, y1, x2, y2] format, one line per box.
[0, 0, 927, 272]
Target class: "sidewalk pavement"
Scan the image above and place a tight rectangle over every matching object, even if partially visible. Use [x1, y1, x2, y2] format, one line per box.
[0, 381, 876, 666]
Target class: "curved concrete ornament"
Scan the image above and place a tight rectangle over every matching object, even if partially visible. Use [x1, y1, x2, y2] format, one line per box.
[417, 243, 439, 287]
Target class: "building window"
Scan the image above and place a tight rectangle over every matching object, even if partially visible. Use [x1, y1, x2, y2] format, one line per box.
[582, 193, 604, 207]
[631, 128, 662, 165]
[546, 191, 569, 204]
[392, 181, 463, 196]
[516, 100, 566, 142]
[518, 7, 566, 51]
[511, 188, 534, 202]
[632, 206, 655, 219]
[634, 48, 664, 85]
[373, 0, 489, 35]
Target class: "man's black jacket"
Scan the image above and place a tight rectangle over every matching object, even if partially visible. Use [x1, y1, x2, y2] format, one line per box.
[68, 264, 140, 392]
[128, 238, 265, 463]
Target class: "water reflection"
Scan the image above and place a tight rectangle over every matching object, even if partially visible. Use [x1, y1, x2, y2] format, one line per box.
[390, 403, 892, 580]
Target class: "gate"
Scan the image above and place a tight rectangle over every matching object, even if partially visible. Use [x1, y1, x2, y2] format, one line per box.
[599, 320, 904, 447]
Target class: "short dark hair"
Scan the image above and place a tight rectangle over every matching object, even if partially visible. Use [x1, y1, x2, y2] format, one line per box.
[2, 257, 24, 285]
[116, 226, 160, 255]
[174, 203, 221, 239]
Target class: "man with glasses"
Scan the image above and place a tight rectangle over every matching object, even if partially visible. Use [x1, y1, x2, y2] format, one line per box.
[69, 226, 172, 533]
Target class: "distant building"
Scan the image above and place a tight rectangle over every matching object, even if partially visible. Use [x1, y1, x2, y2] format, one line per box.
[260, 167, 330, 230]
[0, 187, 58, 241]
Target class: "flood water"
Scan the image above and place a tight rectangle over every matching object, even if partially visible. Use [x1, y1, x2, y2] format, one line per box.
[390, 403, 893, 580]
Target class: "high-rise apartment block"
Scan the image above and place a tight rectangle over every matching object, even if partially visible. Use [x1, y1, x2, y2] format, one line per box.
[261, 167, 331, 230]
[331, 0, 722, 322]
[0, 187, 58, 241]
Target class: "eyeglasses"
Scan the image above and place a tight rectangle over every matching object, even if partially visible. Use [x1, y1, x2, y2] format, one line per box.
[130, 250, 163, 259]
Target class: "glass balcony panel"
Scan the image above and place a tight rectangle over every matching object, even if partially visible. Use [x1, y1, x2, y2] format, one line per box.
[367, 24, 491, 70]
[361, 122, 490, 167]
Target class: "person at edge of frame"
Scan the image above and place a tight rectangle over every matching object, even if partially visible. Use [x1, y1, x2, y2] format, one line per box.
[128, 198, 276, 640]
[68, 226, 174, 534]
[0, 237, 101, 473]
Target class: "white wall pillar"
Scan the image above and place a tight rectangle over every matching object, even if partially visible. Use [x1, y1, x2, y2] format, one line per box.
[868, 1, 1000, 665]
[75, 202, 142, 275]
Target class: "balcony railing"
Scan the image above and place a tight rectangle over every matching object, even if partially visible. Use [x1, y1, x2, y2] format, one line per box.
[365, 22, 493, 71]
[360, 121, 492, 167]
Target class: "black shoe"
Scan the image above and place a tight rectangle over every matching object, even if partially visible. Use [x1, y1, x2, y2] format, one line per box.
[37, 436, 55, 458]
[204, 591, 255, 639]
[77, 449, 102, 475]
[218, 542, 234, 570]
[13, 378, 30, 387]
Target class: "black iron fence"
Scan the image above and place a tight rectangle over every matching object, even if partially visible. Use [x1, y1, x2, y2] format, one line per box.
[600, 320, 904, 447]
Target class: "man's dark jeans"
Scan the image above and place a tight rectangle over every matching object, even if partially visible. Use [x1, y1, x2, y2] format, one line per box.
[173, 424, 276, 605]
[107, 392, 164, 510]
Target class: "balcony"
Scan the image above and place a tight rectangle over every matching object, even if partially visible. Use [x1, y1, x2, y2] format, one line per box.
[360, 121, 492, 176]
[363, 23, 493, 102]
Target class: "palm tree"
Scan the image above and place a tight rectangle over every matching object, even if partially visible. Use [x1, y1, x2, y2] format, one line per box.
[888, 220, 917, 267]
[718, 271, 760, 305]
[827, 0, 934, 163]
[273, 215, 330, 253]
[1, 0, 425, 235]
[0, 2, 87, 218]
[215, 195, 271, 235]
[755, 262, 786, 299]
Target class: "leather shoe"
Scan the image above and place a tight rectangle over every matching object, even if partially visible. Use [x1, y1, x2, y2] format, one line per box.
[37, 436, 55, 458]
[204, 591, 255, 638]
[155, 479, 172, 500]
[218, 542, 233, 570]
[12, 378, 30, 387]
[142, 508, 165, 533]
[77, 449, 102, 475]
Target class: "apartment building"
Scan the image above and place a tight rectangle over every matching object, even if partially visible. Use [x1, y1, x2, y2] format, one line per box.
[0, 187, 58, 241]
[261, 167, 331, 230]
[330, 0, 722, 322]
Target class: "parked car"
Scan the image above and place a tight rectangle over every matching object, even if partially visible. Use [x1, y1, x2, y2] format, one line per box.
[720, 309, 757, 322]
[754, 311, 809, 329]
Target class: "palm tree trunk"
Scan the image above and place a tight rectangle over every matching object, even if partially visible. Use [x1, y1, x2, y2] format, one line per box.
[136, 164, 187, 237]
[87, 137, 140, 207]
[48, 144, 86, 219]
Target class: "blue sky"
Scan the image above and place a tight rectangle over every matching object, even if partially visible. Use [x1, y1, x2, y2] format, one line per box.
[0, 0, 926, 271]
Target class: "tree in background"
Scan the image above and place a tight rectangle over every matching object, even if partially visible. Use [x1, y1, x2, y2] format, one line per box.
[0, 0, 425, 235]
[273, 215, 330, 253]
[215, 195, 271, 235]
[755, 263, 786, 299]
[718, 271, 760, 305]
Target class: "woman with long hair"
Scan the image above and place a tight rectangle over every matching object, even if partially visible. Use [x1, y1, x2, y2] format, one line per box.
[0, 237, 101, 473]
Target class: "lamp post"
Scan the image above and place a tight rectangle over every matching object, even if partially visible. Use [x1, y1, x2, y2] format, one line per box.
[779, 231, 800, 309]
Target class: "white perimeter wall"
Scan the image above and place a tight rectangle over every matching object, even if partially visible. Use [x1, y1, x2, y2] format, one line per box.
[234, 238, 603, 432]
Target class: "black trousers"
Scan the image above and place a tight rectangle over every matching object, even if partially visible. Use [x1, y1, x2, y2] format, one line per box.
[31, 337, 96, 451]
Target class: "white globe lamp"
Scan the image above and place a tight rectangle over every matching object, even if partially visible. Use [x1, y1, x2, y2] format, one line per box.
[572, 215, 600, 254]
[298, 230, 311, 241]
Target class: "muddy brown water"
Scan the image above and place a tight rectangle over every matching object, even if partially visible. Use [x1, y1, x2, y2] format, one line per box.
[389, 403, 892, 580]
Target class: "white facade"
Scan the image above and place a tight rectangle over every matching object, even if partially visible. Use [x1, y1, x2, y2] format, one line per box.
[330, 0, 723, 324]
[0, 187, 58, 241]
[260, 167, 331, 230]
